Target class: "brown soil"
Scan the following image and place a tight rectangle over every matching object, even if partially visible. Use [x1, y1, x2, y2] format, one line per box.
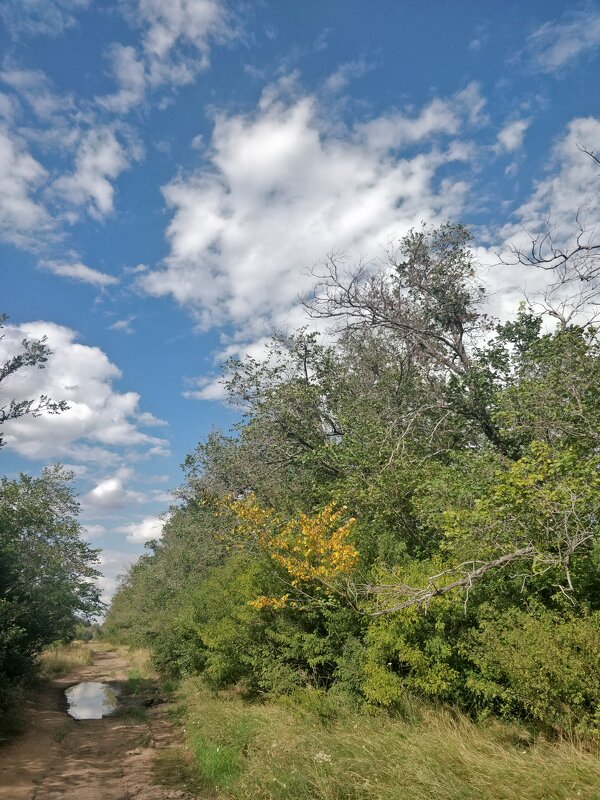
[0, 648, 197, 800]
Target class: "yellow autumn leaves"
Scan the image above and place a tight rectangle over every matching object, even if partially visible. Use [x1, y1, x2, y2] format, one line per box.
[220, 495, 359, 609]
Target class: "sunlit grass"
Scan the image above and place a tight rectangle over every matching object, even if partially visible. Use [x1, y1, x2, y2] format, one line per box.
[89, 640, 117, 653]
[102, 644, 155, 678]
[38, 641, 93, 678]
[164, 678, 600, 800]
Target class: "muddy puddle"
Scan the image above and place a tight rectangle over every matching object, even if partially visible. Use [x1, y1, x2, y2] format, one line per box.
[65, 681, 119, 719]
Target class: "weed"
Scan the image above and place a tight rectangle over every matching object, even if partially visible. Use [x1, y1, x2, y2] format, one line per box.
[135, 731, 153, 747]
[165, 677, 600, 800]
[52, 722, 71, 743]
[38, 642, 93, 679]
[161, 678, 177, 694]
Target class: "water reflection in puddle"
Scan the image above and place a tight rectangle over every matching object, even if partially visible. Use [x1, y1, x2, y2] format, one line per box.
[65, 682, 118, 719]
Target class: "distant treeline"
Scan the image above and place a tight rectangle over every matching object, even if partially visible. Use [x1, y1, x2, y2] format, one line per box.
[105, 224, 600, 737]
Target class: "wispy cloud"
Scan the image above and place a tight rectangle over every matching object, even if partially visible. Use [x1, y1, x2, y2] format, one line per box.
[41, 260, 119, 287]
[0, 66, 75, 120]
[527, 7, 600, 73]
[98, 0, 236, 113]
[0, 0, 89, 39]
[96, 44, 146, 114]
[53, 125, 144, 219]
[0, 68, 145, 249]
[323, 59, 373, 93]
[109, 317, 136, 334]
[0, 126, 50, 247]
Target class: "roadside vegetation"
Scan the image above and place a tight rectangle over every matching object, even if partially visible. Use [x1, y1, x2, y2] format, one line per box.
[155, 680, 600, 800]
[0, 316, 101, 741]
[104, 221, 600, 795]
[38, 641, 94, 679]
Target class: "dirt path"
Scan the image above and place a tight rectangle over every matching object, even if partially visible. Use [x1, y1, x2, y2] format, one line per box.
[0, 648, 196, 800]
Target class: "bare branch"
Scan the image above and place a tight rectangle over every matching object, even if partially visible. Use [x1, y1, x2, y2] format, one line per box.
[360, 547, 537, 616]
[358, 522, 596, 616]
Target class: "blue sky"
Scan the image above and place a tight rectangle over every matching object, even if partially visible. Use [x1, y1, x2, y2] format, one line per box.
[2, 0, 600, 600]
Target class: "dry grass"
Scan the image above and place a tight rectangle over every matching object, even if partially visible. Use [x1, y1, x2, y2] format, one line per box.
[122, 647, 154, 678]
[89, 639, 118, 653]
[168, 679, 600, 800]
[38, 641, 93, 678]
[93, 640, 155, 677]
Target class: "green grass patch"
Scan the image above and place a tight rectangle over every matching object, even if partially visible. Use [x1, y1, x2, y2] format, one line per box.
[187, 733, 242, 788]
[123, 669, 155, 696]
[161, 678, 177, 694]
[164, 677, 600, 800]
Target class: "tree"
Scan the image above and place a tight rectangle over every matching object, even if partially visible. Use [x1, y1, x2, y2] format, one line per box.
[304, 223, 490, 377]
[0, 466, 102, 713]
[499, 146, 600, 328]
[106, 219, 600, 734]
[0, 314, 68, 449]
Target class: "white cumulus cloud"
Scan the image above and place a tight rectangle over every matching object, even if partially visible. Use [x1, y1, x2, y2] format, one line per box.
[140, 81, 482, 341]
[97, 44, 147, 114]
[0, 320, 169, 461]
[0, 126, 50, 246]
[100, 0, 233, 111]
[53, 126, 143, 219]
[133, 0, 231, 83]
[116, 515, 165, 543]
[505, 117, 600, 250]
[494, 118, 530, 153]
[481, 116, 600, 323]
[83, 468, 144, 510]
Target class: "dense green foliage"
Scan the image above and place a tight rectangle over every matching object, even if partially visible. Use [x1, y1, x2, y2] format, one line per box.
[106, 223, 600, 737]
[0, 319, 100, 737]
[0, 467, 101, 733]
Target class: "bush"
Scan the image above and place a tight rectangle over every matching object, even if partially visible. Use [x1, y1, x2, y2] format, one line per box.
[466, 608, 600, 735]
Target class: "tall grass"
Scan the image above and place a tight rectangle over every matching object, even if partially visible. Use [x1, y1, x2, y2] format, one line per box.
[166, 678, 600, 800]
[122, 647, 154, 678]
[38, 641, 93, 678]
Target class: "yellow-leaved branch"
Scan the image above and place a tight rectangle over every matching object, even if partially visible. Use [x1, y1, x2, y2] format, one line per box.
[221, 495, 359, 609]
